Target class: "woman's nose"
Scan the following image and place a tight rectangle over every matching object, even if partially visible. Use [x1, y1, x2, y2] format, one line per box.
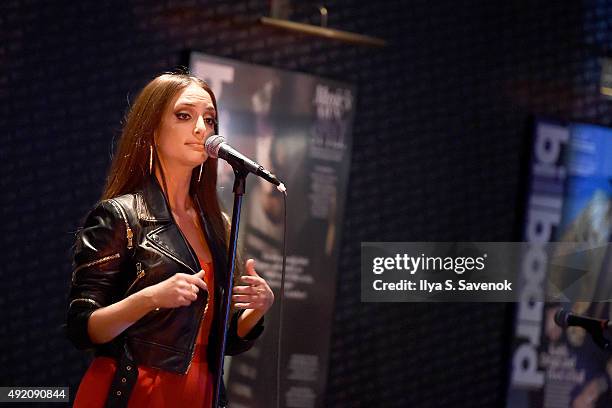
[194, 115, 206, 136]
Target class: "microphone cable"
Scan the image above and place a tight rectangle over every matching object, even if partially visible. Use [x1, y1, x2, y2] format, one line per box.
[276, 189, 287, 408]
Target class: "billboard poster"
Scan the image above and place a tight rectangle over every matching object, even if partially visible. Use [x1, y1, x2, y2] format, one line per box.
[507, 120, 612, 407]
[190, 53, 355, 408]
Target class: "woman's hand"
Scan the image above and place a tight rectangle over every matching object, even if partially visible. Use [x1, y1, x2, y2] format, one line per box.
[232, 259, 274, 313]
[143, 270, 208, 309]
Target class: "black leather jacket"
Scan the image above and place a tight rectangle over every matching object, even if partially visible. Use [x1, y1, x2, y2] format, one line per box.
[66, 176, 263, 407]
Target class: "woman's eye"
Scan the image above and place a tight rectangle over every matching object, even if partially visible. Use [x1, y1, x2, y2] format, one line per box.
[204, 118, 216, 126]
[176, 112, 191, 120]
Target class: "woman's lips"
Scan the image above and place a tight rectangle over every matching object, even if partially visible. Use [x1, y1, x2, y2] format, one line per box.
[186, 143, 205, 151]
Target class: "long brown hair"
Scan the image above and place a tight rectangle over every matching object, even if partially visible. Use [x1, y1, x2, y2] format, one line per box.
[101, 73, 229, 265]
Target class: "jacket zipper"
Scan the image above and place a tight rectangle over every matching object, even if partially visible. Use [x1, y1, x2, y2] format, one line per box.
[178, 231, 207, 374]
[184, 289, 209, 374]
[179, 221, 209, 374]
[72, 253, 121, 284]
[124, 262, 146, 296]
[171, 210, 207, 374]
[69, 297, 102, 309]
[109, 199, 133, 250]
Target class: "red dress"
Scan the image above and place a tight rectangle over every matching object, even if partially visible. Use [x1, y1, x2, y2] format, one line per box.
[74, 259, 215, 408]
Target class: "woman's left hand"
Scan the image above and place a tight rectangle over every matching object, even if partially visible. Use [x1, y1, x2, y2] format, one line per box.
[232, 259, 274, 313]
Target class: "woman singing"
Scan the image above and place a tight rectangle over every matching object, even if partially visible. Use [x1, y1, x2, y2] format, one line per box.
[66, 73, 274, 407]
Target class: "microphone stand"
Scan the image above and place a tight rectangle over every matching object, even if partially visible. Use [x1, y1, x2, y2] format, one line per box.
[212, 166, 248, 408]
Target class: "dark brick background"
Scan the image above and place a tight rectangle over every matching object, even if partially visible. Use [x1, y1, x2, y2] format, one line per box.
[2, 0, 612, 406]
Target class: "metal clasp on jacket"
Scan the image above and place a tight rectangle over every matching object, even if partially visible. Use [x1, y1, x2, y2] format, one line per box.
[109, 198, 134, 250]
[72, 253, 121, 284]
[124, 262, 146, 296]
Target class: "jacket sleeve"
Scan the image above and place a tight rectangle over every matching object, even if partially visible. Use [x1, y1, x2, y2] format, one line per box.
[66, 200, 129, 350]
[224, 309, 265, 355]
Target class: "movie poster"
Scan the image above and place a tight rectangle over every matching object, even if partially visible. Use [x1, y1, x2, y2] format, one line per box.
[190, 53, 355, 408]
[507, 120, 612, 407]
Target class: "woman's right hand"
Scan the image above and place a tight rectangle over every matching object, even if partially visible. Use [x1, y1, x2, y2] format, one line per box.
[142, 270, 208, 309]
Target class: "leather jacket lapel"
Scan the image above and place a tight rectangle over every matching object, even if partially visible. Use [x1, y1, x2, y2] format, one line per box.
[141, 176, 200, 274]
[141, 176, 171, 222]
[147, 225, 199, 274]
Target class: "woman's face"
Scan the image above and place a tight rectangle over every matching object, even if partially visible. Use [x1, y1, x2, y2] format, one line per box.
[155, 83, 217, 170]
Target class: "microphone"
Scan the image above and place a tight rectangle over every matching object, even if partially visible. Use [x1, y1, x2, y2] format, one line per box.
[554, 310, 611, 331]
[554, 309, 612, 350]
[205, 135, 286, 193]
